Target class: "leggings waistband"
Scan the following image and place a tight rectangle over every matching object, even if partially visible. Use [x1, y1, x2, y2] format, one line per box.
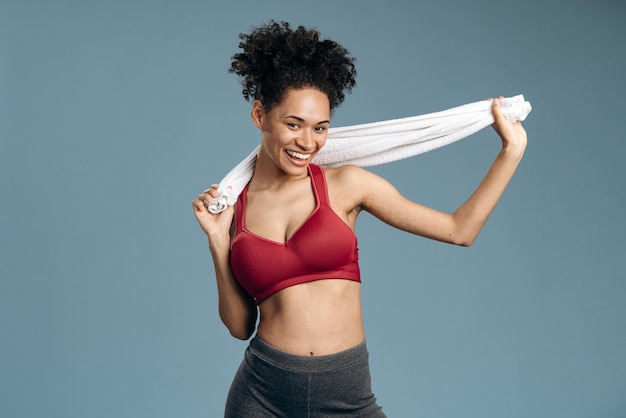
[249, 335, 369, 374]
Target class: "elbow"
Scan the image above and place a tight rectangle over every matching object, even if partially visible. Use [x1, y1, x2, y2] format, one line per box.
[457, 239, 474, 247]
[448, 231, 477, 247]
[220, 307, 257, 341]
[223, 319, 255, 340]
[457, 232, 476, 247]
[228, 327, 254, 341]
[447, 221, 479, 247]
[449, 238, 473, 247]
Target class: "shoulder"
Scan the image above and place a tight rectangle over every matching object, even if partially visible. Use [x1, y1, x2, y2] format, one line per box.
[322, 165, 369, 190]
[322, 165, 400, 210]
[323, 165, 396, 192]
[319, 165, 369, 220]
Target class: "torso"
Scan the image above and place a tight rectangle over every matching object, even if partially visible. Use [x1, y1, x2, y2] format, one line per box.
[257, 279, 365, 356]
[234, 165, 365, 356]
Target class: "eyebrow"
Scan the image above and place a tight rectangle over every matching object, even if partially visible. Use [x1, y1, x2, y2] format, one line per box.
[285, 115, 330, 125]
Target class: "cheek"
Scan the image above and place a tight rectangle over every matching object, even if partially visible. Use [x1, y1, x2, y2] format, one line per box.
[316, 131, 328, 146]
[264, 129, 290, 148]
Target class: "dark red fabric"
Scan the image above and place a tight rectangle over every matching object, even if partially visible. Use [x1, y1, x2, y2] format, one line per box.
[231, 164, 361, 304]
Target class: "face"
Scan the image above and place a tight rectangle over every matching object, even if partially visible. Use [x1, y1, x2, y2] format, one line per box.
[252, 88, 331, 177]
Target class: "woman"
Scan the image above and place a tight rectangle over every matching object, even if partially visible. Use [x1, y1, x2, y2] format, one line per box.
[192, 21, 526, 417]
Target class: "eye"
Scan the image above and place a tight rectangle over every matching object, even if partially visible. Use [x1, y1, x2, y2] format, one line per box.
[287, 122, 299, 129]
[315, 126, 327, 132]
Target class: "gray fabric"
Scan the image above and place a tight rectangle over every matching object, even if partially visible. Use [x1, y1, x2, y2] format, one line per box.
[225, 336, 386, 417]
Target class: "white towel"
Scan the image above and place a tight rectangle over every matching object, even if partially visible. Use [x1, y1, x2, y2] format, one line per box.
[208, 95, 531, 213]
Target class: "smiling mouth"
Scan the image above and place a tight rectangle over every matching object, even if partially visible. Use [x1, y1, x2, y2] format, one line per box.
[285, 150, 311, 160]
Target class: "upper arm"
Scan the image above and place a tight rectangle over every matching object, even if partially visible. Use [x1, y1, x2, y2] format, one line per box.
[329, 165, 463, 245]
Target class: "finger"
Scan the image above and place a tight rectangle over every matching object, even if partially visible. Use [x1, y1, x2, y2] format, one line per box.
[490, 98, 509, 127]
[491, 97, 501, 112]
[203, 184, 220, 196]
[192, 199, 208, 213]
[198, 192, 218, 207]
[200, 195, 215, 209]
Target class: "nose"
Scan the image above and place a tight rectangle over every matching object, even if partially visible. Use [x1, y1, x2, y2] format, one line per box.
[296, 128, 316, 151]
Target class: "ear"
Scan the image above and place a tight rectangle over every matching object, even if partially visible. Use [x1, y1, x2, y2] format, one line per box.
[250, 100, 265, 129]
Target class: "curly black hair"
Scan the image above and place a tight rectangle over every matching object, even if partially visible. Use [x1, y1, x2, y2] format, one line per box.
[229, 21, 357, 112]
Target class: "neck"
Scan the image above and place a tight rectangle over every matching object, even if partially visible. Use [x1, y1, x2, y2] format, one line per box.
[250, 151, 311, 191]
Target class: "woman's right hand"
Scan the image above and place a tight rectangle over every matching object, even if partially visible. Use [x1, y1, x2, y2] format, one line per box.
[192, 184, 235, 243]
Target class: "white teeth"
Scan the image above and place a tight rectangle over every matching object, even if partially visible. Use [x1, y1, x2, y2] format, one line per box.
[286, 150, 310, 160]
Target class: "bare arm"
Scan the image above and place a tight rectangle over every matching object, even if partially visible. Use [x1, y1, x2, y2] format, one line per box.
[342, 98, 527, 246]
[192, 186, 257, 339]
[449, 98, 526, 245]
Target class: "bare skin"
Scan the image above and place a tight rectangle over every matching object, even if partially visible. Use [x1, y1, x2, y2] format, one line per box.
[192, 88, 527, 356]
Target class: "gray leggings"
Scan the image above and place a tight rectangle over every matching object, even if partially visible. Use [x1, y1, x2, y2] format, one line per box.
[225, 336, 386, 417]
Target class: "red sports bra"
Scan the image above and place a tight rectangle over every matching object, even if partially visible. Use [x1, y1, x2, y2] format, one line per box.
[230, 164, 361, 305]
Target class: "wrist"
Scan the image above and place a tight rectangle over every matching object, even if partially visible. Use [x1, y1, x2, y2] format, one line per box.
[500, 140, 526, 160]
[207, 232, 231, 252]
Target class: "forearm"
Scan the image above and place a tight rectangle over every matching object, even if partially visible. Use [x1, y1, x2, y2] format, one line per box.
[451, 143, 525, 246]
[208, 235, 257, 339]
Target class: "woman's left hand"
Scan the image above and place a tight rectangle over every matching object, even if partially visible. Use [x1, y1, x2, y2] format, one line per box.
[490, 97, 527, 155]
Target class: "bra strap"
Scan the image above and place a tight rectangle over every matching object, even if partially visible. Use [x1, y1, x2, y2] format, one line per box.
[234, 184, 248, 233]
[309, 164, 330, 207]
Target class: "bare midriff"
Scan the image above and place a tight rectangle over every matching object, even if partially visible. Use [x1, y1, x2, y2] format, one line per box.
[256, 279, 364, 357]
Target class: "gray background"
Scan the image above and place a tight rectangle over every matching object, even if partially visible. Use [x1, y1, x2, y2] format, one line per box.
[2, 0, 625, 417]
